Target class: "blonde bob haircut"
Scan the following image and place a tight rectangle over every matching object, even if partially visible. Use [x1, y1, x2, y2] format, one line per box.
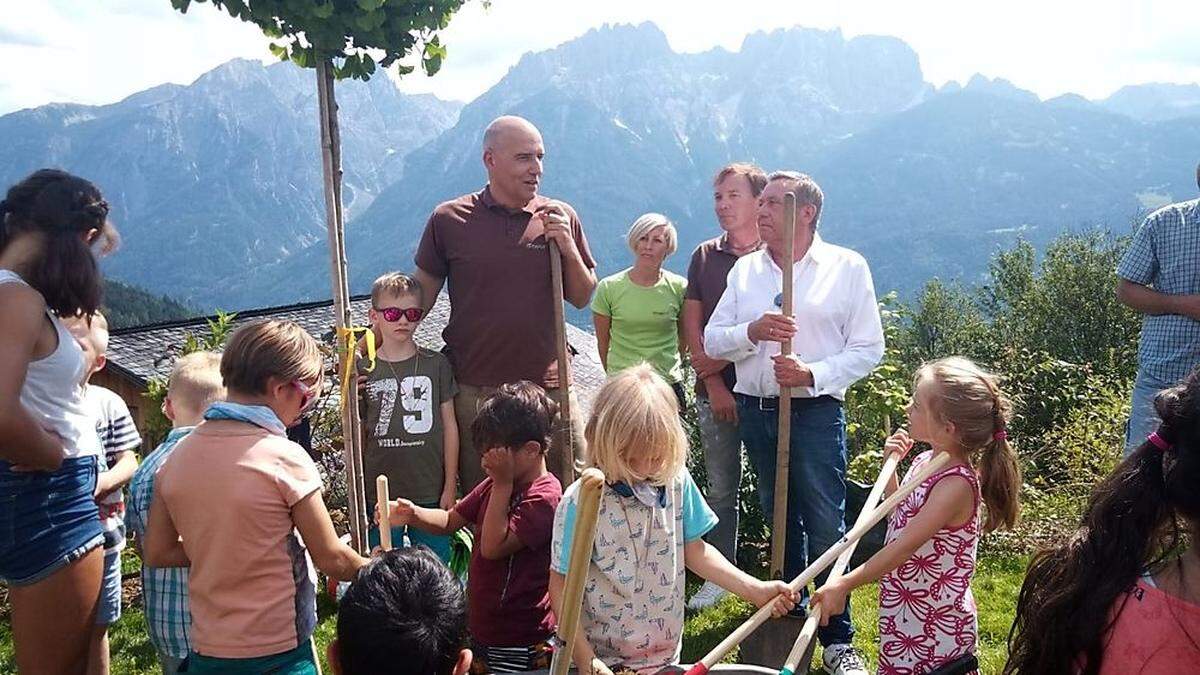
[220, 319, 323, 396]
[625, 212, 678, 257]
[584, 364, 687, 486]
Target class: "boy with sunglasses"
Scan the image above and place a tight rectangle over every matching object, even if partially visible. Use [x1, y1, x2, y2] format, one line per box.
[361, 272, 459, 561]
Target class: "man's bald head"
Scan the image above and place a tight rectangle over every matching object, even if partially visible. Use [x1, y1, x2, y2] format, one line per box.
[482, 116, 542, 152]
[481, 116, 545, 209]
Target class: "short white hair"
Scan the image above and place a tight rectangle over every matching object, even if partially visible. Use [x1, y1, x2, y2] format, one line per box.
[625, 213, 677, 256]
[767, 171, 824, 228]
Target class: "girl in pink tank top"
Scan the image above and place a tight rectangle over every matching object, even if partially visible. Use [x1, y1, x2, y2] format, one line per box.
[1007, 367, 1200, 675]
[812, 357, 1021, 675]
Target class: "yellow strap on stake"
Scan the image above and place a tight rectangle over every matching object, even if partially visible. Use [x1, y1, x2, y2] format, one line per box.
[336, 326, 376, 412]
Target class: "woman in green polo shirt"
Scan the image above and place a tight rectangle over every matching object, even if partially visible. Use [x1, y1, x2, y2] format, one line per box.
[591, 213, 689, 406]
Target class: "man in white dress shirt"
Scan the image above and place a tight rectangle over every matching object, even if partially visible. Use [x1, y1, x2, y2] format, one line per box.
[704, 171, 883, 675]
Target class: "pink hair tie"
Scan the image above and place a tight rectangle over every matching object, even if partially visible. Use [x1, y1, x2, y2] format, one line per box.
[1147, 431, 1171, 452]
[993, 429, 1008, 442]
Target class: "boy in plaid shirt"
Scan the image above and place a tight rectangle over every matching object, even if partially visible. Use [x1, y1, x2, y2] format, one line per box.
[128, 352, 225, 674]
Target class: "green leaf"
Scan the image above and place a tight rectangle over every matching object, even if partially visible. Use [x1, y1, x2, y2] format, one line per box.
[268, 43, 288, 59]
[312, 2, 335, 19]
[356, 0, 387, 10]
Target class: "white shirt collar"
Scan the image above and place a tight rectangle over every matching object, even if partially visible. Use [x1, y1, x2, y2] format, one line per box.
[764, 233, 829, 272]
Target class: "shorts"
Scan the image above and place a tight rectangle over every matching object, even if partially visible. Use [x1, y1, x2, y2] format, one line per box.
[470, 638, 554, 673]
[366, 499, 452, 562]
[0, 455, 104, 586]
[180, 639, 318, 674]
[367, 523, 452, 562]
[96, 550, 123, 625]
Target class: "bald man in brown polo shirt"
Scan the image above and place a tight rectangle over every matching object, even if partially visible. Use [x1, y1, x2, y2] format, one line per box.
[413, 116, 597, 490]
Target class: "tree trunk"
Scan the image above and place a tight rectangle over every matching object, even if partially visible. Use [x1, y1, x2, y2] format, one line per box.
[316, 60, 369, 553]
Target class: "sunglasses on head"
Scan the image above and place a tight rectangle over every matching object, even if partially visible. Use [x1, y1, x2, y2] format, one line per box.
[293, 380, 320, 413]
[375, 306, 424, 322]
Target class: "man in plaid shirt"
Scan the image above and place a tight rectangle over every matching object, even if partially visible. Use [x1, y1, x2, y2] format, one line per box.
[1116, 163, 1200, 455]
[128, 352, 225, 674]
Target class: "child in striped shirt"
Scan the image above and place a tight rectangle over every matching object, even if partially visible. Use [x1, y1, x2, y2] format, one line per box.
[128, 352, 226, 675]
[67, 311, 142, 675]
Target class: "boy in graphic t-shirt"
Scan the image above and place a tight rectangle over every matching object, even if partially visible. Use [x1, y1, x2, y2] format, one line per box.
[361, 272, 459, 561]
[382, 381, 562, 673]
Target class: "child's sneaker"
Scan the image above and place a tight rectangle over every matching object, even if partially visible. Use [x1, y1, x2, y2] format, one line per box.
[822, 643, 868, 675]
[686, 581, 729, 610]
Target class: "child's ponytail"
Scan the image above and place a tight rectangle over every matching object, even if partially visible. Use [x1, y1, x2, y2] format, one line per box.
[979, 376, 1020, 533]
[979, 434, 1021, 532]
[1005, 369, 1200, 674]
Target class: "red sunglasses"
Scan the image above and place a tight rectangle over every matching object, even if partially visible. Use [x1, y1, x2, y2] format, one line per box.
[374, 306, 424, 322]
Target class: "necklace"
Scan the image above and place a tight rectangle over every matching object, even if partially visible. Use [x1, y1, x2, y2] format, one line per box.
[380, 349, 421, 398]
[724, 234, 761, 255]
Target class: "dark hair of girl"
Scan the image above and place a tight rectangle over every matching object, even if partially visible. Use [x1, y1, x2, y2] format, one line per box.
[1005, 368, 1200, 674]
[0, 169, 116, 316]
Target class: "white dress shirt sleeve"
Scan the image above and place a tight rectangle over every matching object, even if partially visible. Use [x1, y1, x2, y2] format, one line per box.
[703, 264, 758, 362]
[806, 256, 885, 397]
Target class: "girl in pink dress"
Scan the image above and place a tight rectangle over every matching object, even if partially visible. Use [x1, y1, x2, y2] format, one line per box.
[813, 357, 1021, 675]
[1006, 367, 1200, 675]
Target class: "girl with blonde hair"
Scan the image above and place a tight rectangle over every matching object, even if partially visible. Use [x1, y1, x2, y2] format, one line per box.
[812, 356, 1021, 675]
[549, 364, 796, 674]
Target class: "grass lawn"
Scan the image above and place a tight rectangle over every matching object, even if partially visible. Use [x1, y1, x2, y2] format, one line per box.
[1, 554, 1025, 674]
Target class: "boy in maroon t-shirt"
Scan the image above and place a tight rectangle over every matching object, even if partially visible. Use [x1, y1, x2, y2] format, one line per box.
[382, 381, 562, 673]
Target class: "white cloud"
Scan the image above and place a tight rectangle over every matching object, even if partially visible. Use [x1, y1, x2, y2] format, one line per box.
[2, 0, 1199, 114]
[0, 1, 271, 113]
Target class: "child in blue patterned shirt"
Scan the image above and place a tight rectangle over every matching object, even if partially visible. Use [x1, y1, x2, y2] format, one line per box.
[550, 365, 797, 674]
[128, 352, 226, 675]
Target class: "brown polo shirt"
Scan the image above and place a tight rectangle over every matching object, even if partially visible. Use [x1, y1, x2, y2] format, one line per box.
[685, 234, 763, 398]
[414, 186, 596, 388]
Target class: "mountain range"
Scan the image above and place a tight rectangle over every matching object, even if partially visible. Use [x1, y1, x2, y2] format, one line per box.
[2, 22, 1198, 313]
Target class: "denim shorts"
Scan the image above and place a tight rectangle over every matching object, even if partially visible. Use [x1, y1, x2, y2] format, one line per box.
[96, 550, 123, 625]
[0, 455, 104, 586]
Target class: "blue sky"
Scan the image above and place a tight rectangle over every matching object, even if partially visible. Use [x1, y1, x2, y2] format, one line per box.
[1, 0, 1197, 114]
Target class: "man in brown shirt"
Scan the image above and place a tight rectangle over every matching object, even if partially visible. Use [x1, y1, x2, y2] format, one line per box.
[414, 115, 597, 490]
[681, 162, 766, 610]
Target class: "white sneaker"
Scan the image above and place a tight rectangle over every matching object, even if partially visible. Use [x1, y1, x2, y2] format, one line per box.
[822, 643, 868, 675]
[686, 581, 730, 610]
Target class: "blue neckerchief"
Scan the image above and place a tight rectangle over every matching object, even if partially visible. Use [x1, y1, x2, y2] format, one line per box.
[610, 480, 667, 508]
[204, 401, 287, 436]
[163, 426, 196, 445]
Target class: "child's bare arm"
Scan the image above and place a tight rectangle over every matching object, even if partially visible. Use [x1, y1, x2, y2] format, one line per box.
[293, 490, 368, 581]
[477, 479, 525, 560]
[811, 474, 975, 622]
[549, 570, 612, 675]
[684, 539, 795, 616]
[384, 498, 467, 536]
[440, 400, 458, 510]
[96, 450, 138, 499]
[144, 492, 189, 568]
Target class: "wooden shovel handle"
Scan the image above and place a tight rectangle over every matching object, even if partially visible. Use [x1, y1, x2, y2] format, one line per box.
[550, 468, 606, 675]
